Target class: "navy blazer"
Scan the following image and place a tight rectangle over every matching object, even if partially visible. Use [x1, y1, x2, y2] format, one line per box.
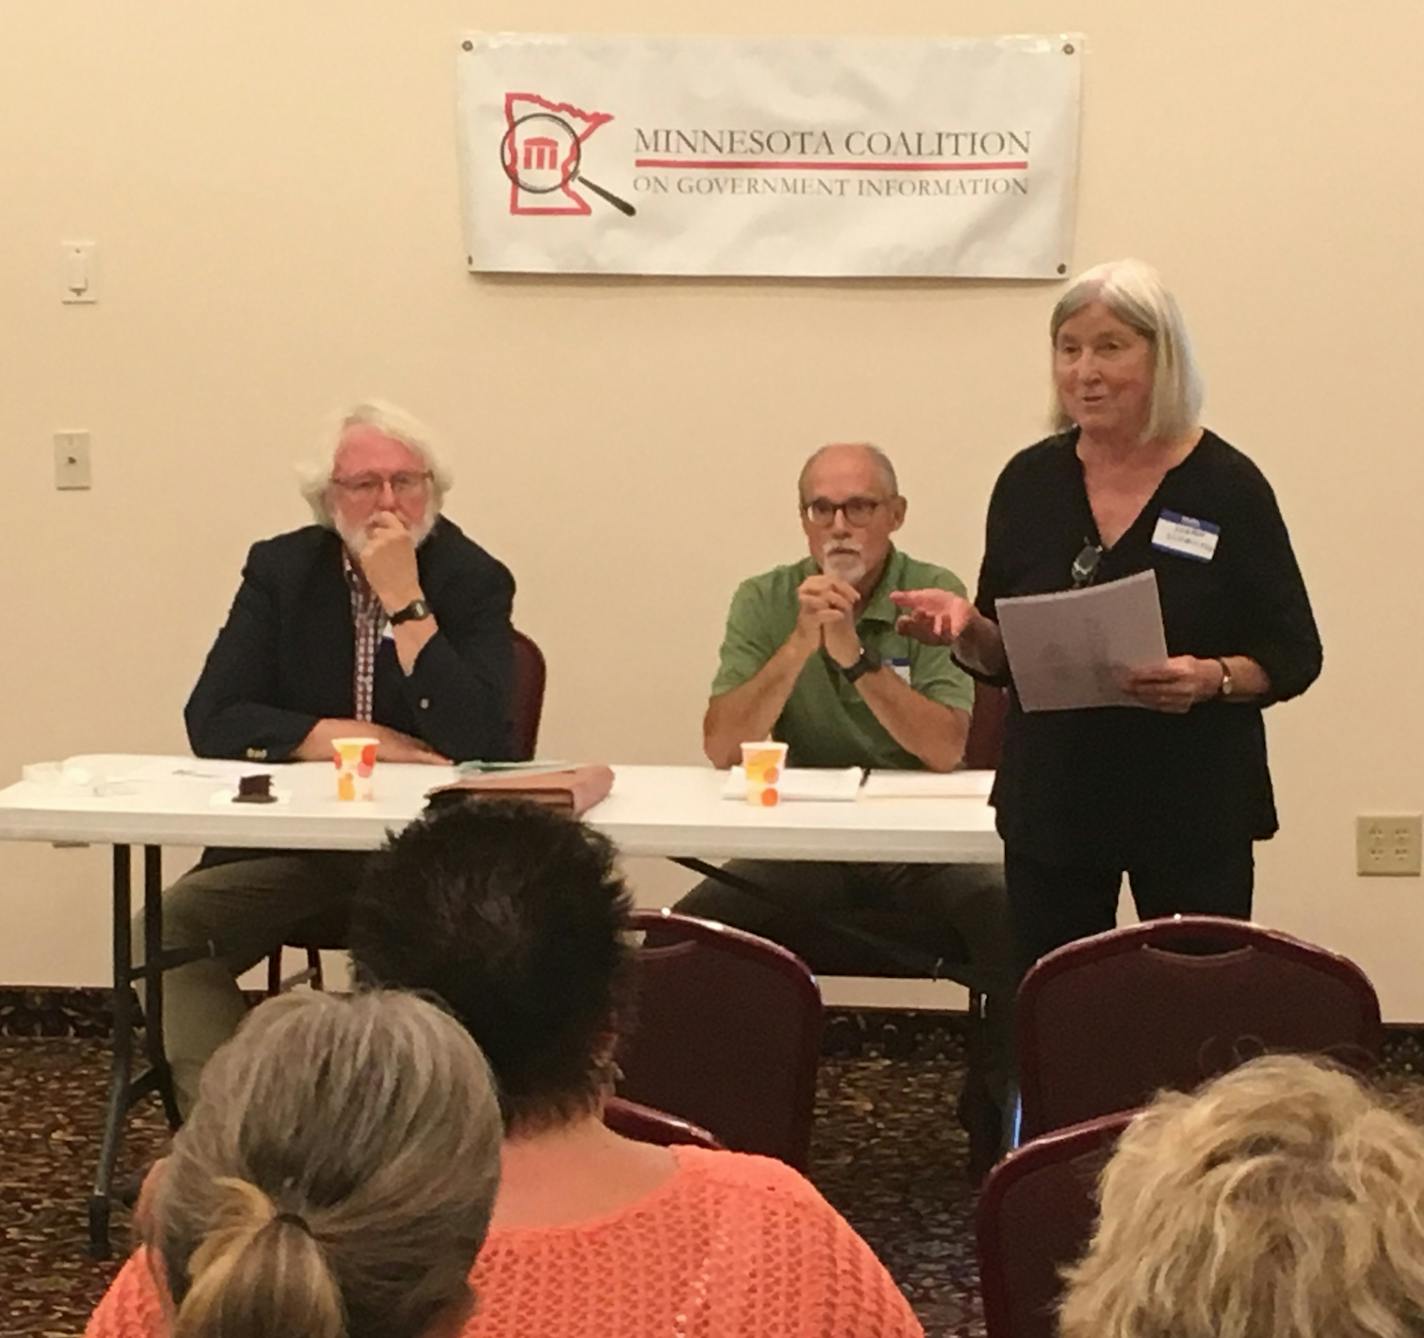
[185, 517, 516, 765]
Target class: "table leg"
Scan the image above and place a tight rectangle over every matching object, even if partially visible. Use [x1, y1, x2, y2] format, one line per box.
[143, 845, 182, 1129]
[88, 845, 133, 1258]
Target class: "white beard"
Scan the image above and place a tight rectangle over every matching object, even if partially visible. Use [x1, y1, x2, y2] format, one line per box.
[822, 549, 866, 585]
[335, 508, 436, 557]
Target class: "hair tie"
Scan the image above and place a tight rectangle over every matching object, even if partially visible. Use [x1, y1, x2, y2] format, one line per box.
[273, 1211, 314, 1237]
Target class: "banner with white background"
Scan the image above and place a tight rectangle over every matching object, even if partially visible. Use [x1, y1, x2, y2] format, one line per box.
[456, 33, 1082, 278]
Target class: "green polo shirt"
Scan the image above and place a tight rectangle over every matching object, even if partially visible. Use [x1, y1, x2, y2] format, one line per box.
[710, 547, 974, 770]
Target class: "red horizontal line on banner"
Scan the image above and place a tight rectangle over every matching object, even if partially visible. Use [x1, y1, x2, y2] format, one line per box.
[632, 158, 1029, 173]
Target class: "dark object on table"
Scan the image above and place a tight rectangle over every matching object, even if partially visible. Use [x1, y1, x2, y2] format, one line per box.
[232, 774, 277, 804]
[426, 765, 614, 818]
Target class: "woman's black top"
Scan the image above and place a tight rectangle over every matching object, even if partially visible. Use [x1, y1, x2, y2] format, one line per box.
[971, 429, 1321, 865]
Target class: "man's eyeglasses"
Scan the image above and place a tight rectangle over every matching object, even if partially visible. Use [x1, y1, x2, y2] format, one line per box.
[802, 496, 888, 528]
[331, 471, 432, 500]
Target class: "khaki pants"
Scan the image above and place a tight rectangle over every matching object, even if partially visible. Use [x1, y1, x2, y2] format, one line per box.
[133, 853, 367, 1116]
[676, 860, 1019, 1103]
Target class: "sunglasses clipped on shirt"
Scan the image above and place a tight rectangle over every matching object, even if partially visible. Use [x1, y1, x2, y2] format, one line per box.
[1071, 540, 1103, 589]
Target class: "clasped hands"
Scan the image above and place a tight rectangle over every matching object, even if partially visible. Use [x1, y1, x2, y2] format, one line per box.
[889, 587, 1223, 714]
[795, 574, 862, 667]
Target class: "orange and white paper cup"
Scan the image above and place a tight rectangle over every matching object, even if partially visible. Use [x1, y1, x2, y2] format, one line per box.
[332, 737, 379, 801]
[741, 741, 789, 808]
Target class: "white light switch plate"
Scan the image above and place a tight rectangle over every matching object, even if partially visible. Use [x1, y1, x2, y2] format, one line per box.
[54, 431, 92, 489]
[61, 241, 97, 303]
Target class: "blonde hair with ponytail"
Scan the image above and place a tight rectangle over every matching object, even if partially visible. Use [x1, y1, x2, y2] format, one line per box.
[148, 990, 503, 1338]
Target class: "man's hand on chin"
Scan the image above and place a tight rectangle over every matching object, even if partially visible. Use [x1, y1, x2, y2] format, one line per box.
[358, 511, 422, 613]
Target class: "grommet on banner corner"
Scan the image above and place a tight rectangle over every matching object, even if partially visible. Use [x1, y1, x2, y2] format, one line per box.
[1063, 43, 1075, 55]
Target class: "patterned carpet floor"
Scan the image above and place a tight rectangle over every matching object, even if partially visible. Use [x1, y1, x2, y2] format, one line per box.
[3, 996, 1423, 1337]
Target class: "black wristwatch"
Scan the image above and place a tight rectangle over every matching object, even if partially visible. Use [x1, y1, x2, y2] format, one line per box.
[389, 597, 433, 626]
[836, 645, 882, 684]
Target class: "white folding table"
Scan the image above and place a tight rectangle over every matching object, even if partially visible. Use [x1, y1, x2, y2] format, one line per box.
[0, 753, 1001, 1253]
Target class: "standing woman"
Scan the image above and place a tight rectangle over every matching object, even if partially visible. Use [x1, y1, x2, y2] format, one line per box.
[894, 259, 1321, 970]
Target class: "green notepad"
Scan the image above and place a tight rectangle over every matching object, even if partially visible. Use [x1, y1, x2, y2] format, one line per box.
[456, 759, 573, 775]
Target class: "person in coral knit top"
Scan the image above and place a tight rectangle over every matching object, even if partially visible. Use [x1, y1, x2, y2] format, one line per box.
[353, 799, 924, 1338]
[87, 989, 503, 1338]
[87, 800, 923, 1338]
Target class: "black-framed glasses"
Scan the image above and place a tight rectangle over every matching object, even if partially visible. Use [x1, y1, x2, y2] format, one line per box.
[331, 471, 432, 500]
[1071, 540, 1103, 589]
[802, 496, 888, 528]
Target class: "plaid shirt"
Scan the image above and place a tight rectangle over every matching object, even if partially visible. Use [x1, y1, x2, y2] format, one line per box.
[343, 552, 386, 722]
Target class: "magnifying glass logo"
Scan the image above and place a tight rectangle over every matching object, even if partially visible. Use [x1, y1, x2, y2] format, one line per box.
[499, 112, 636, 217]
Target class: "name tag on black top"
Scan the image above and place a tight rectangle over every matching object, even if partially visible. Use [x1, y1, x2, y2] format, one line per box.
[1152, 509, 1220, 562]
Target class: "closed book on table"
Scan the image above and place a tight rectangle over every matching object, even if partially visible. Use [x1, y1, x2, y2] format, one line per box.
[426, 765, 614, 817]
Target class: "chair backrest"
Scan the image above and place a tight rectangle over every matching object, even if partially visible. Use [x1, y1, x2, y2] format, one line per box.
[617, 909, 824, 1169]
[509, 628, 547, 761]
[977, 1109, 1133, 1338]
[602, 1095, 725, 1150]
[963, 682, 1007, 770]
[1017, 915, 1383, 1139]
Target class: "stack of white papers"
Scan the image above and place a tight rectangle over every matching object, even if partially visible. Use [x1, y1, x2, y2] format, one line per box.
[861, 770, 994, 800]
[996, 570, 1167, 712]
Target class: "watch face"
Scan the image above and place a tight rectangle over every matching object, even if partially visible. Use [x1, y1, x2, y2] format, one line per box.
[844, 647, 881, 682]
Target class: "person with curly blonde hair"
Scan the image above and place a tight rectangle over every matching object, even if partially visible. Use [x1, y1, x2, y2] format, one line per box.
[1059, 1054, 1424, 1338]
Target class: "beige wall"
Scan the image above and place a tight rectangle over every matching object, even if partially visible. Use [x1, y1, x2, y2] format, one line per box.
[4, 5, 1423, 1014]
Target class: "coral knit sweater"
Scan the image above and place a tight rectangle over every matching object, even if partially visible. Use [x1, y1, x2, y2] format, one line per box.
[86, 1147, 923, 1337]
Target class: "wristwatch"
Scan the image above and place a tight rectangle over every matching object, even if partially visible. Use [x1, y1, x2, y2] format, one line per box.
[1216, 657, 1234, 698]
[838, 645, 882, 684]
[389, 598, 433, 626]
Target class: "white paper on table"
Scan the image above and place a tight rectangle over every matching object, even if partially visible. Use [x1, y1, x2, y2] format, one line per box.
[720, 766, 863, 802]
[861, 769, 994, 800]
[996, 570, 1168, 712]
[104, 758, 270, 784]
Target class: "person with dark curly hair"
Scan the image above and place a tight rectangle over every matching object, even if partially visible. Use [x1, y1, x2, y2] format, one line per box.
[349, 799, 924, 1338]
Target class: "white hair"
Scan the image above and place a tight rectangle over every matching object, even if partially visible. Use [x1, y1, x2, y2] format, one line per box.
[296, 400, 454, 529]
[1050, 258, 1204, 444]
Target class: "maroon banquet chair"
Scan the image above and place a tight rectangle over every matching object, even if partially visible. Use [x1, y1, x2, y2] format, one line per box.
[265, 627, 547, 995]
[507, 628, 546, 762]
[602, 1095, 724, 1150]
[976, 1109, 1134, 1338]
[962, 679, 1008, 771]
[616, 910, 823, 1170]
[1016, 915, 1383, 1141]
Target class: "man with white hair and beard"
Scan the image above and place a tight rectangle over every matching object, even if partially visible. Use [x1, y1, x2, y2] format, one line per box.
[147, 399, 515, 1115]
[678, 442, 1016, 1164]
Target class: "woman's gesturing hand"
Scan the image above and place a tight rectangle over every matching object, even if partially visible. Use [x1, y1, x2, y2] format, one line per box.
[890, 588, 978, 646]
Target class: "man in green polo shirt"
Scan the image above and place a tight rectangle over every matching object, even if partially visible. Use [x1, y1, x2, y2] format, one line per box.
[676, 442, 1015, 1161]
